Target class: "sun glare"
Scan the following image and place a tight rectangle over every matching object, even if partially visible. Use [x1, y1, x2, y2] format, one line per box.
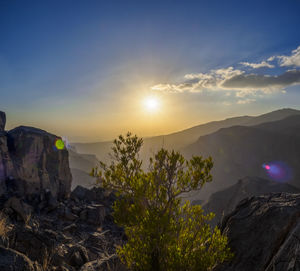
[144, 97, 160, 112]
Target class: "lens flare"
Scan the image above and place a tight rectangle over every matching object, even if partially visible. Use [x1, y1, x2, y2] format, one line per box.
[262, 161, 292, 182]
[55, 139, 65, 150]
[62, 136, 70, 149]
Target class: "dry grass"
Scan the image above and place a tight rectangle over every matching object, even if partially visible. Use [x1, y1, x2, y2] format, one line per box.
[24, 212, 32, 226]
[0, 213, 8, 237]
[102, 253, 127, 271]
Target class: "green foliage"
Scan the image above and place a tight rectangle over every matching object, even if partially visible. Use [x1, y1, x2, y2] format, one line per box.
[91, 132, 232, 271]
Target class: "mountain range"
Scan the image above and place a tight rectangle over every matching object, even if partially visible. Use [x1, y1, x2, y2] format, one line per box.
[71, 108, 300, 162]
[70, 108, 300, 202]
[182, 113, 300, 201]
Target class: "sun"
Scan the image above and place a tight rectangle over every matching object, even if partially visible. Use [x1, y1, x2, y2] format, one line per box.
[143, 97, 160, 112]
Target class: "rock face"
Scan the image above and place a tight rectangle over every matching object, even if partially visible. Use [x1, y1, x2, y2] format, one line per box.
[0, 111, 72, 200]
[0, 111, 5, 131]
[0, 185, 125, 271]
[0, 112, 125, 270]
[215, 193, 300, 271]
[202, 176, 300, 227]
[7, 126, 72, 199]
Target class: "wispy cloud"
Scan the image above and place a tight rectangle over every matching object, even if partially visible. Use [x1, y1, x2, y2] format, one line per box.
[152, 68, 300, 94]
[237, 98, 256, 104]
[221, 69, 300, 91]
[240, 61, 274, 69]
[277, 46, 300, 67]
[151, 46, 300, 104]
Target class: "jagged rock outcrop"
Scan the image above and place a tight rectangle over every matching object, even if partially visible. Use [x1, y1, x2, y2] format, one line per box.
[0, 111, 72, 200]
[202, 177, 300, 227]
[0, 185, 125, 271]
[0, 112, 14, 195]
[0, 112, 5, 131]
[0, 111, 126, 270]
[215, 192, 300, 271]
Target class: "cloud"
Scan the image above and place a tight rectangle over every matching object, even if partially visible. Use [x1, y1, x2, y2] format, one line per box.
[239, 46, 300, 68]
[240, 61, 274, 69]
[237, 98, 256, 104]
[267, 56, 276, 62]
[151, 46, 300, 104]
[151, 83, 194, 93]
[221, 69, 300, 90]
[152, 68, 300, 94]
[277, 46, 300, 67]
[152, 67, 244, 93]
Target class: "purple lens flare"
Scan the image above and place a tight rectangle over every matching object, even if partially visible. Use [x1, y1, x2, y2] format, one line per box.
[262, 161, 292, 182]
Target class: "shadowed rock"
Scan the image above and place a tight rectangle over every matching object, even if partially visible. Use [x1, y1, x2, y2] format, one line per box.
[215, 192, 300, 271]
[0, 246, 42, 271]
[0, 111, 5, 131]
[4, 126, 72, 200]
[202, 176, 300, 227]
[0, 113, 72, 201]
[0, 185, 124, 271]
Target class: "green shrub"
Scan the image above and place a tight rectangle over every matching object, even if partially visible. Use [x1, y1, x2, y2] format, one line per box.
[92, 133, 232, 271]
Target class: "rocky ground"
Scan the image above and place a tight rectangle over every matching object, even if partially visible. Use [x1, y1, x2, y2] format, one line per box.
[0, 110, 127, 270]
[0, 185, 127, 271]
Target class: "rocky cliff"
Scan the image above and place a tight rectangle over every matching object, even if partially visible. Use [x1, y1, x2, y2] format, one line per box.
[215, 192, 300, 271]
[0, 111, 72, 200]
[0, 111, 126, 271]
[202, 176, 300, 227]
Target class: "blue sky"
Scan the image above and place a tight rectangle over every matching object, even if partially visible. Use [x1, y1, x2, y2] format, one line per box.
[1, 0, 300, 141]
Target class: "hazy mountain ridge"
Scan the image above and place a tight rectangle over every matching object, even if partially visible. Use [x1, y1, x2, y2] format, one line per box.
[68, 150, 98, 189]
[71, 108, 300, 165]
[70, 108, 300, 196]
[182, 115, 300, 201]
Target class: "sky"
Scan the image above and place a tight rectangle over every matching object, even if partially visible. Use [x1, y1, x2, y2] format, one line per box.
[1, 0, 300, 142]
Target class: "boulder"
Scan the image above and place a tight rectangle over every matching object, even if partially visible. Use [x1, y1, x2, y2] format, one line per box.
[0, 246, 42, 271]
[64, 207, 78, 221]
[6, 126, 72, 200]
[215, 192, 300, 271]
[67, 245, 89, 267]
[71, 185, 105, 203]
[45, 191, 59, 212]
[4, 197, 33, 223]
[86, 204, 106, 225]
[71, 186, 92, 201]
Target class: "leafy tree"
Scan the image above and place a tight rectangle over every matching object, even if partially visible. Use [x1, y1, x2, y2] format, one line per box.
[91, 132, 232, 271]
